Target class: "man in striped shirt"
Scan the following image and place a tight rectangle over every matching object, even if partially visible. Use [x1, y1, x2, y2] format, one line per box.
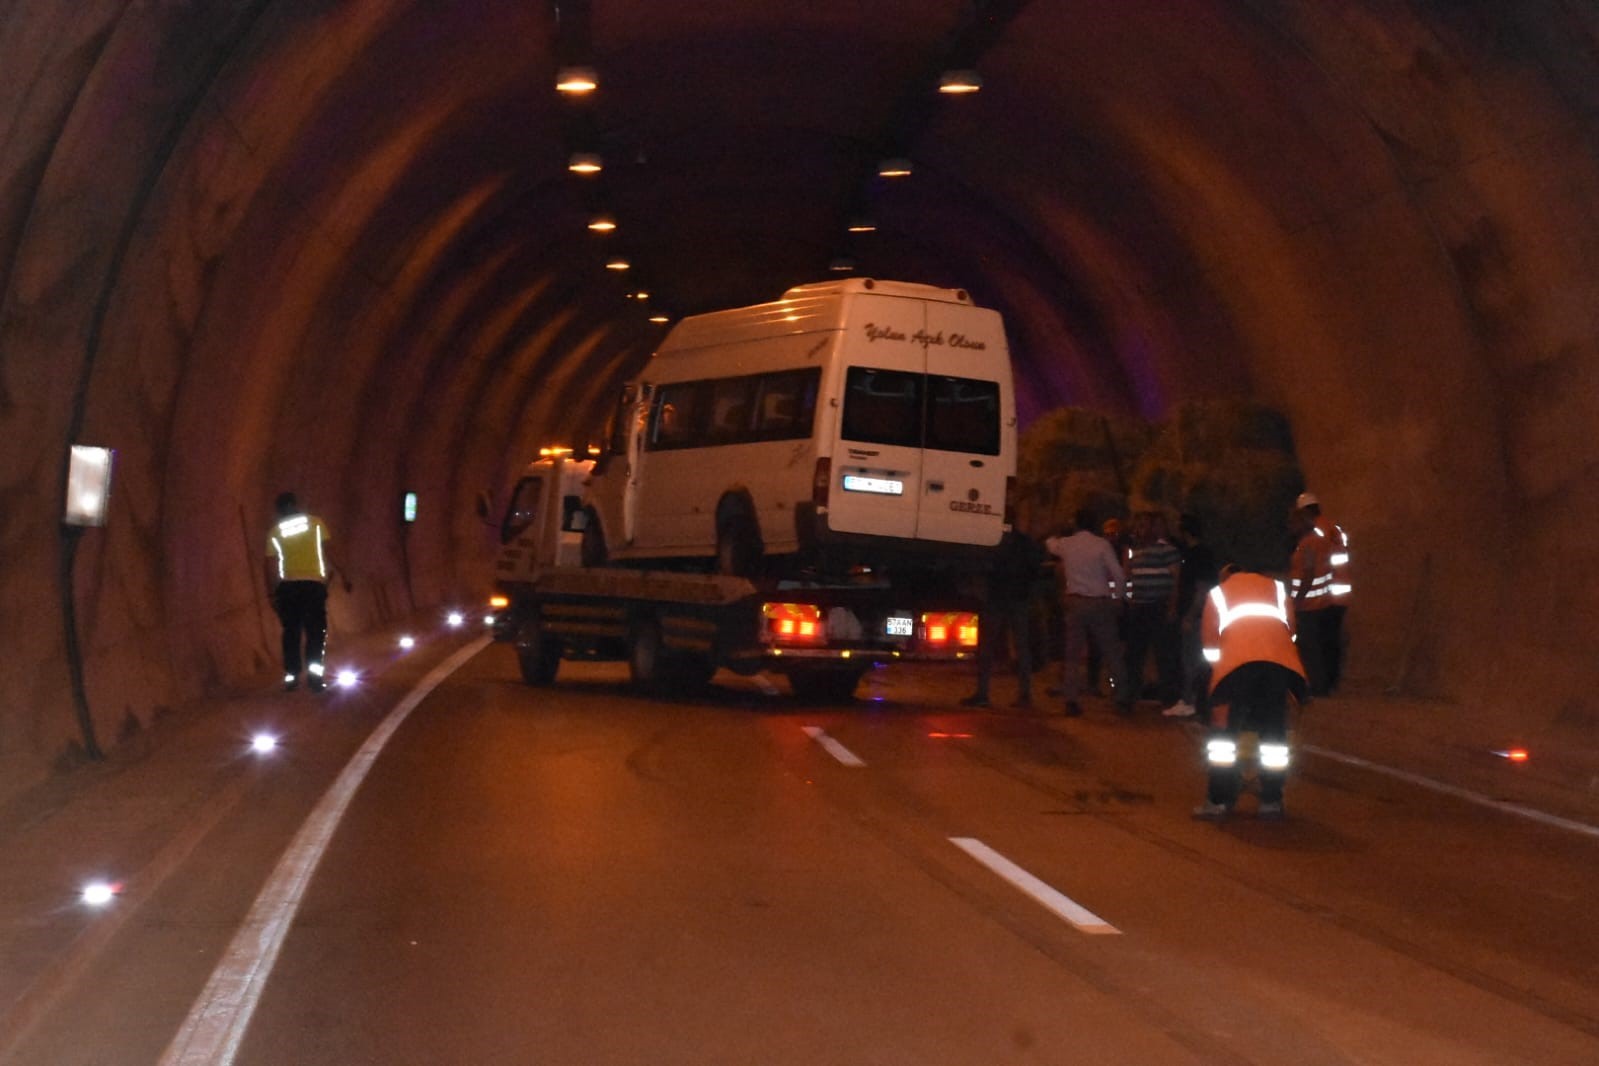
[1123, 511, 1182, 710]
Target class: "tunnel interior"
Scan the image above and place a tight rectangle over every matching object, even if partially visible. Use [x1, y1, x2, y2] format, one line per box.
[3, 1, 1598, 791]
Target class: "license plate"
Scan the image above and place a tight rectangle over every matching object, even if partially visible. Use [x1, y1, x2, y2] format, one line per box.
[885, 615, 914, 637]
[843, 474, 904, 496]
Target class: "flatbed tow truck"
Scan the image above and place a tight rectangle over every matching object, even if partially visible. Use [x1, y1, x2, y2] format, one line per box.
[485, 451, 981, 701]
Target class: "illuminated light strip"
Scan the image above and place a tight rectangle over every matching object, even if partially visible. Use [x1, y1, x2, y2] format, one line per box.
[841, 474, 904, 496]
[314, 525, 325, 578]
[949, 837, 1119, 935]
[800, 726, 865, 768]
[1300, 745, 1599, 843]
[160, 637, 491, 1066]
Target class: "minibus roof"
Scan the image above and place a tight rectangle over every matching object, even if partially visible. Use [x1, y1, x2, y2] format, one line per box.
[657, 279, 978, 355]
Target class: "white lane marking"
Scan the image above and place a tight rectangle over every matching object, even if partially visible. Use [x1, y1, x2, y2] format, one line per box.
[801, 726, 866, 768]
[1301, 745, 1599, 843]
[159, 637, 490, 1066]
[950, 837, 1120, 936]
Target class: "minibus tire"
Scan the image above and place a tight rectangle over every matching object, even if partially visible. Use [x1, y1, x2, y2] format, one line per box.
[514, 612, 560, 686]
[716, 515, 761, 578]
[789, 668, 864, 704]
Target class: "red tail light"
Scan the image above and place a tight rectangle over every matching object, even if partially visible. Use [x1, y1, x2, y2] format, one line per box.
[763, 602, 825, 644]
[812, 457, 831, 507]
[921, 611, 980, 648]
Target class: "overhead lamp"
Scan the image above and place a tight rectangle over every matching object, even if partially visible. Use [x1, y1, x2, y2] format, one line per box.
[649, 313, 670, 324]
[567, 152, 603, 174]
[877, 157, 913, 178]
[938, 70, 984, 94]
[847, 218, 876, 233]
[555, 66, 597, 94]
[588, 215, 617, 233]
[605, 257, 631, 271]
[631, 291, 650, 301]
[829, 257, 857, 273]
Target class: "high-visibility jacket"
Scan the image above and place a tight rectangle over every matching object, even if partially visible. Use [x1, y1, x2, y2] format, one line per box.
[1201, 572, 1307, 692]
[1315, 515, 1353, 604]
[1289, 527, 1335, 611]
[266, 513, 332, 582]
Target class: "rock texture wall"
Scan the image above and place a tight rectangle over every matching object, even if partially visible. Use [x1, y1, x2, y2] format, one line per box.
[2, 1, 1596, 797]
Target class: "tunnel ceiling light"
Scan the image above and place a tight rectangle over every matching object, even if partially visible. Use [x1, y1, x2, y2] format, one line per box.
[630, 290, 650, 301]
[938, 70, 984, 94]
[829, 257, 857, 273]
[605, 257, 631, 271]
[877, 157, 913, 178]
[847, 218, 876, 233]
[555, 66, 598, 94]
[567, 152, 603, 174]
[588, 215, 617, 233]
[649, 313, 671, 324]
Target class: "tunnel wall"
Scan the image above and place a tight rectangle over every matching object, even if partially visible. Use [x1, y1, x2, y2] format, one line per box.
[2, 1, 1598, 801]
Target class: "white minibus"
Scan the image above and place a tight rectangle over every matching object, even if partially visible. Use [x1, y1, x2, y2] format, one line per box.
[581, 278, 1017, 576]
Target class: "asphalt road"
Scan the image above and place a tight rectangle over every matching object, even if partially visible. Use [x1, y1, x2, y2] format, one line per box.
[8, 644, 1599, 1064]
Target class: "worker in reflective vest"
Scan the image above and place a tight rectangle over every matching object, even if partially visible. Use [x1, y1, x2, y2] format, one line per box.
[264, 491, 348, 691]
[1297, 492, 1352, 692]
[1193, 567, 1308, 820]
[1288, 501, 1336, 696]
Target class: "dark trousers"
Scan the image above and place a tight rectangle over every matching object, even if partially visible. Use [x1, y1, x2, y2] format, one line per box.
[1296, 608, 1333, 696]
[974, 597, 1032, 701]
[1322, 604, 1346, 691]
[1207, 662, 1305, 806]
[1125, 602, 1180, 703]
[275, 580, 328, 677]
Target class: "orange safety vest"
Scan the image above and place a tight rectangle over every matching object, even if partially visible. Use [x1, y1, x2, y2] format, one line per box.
[1289, 526, 1335, 610]
[1201, 572, 1308, 693]
[1316, 515, 1353, 604]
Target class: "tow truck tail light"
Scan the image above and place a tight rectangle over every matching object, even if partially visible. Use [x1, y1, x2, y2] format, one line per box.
[812, 458, 831, 507]
[763, 602, 825, 644]
[489, 595, 510, 610]
[921, 611, 980, 648]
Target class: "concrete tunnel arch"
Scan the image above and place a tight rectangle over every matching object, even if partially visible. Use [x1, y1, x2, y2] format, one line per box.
[2, 1, 1597, 796]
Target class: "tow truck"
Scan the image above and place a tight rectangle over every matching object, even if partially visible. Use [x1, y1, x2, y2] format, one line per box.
[485, 449, 982, 701]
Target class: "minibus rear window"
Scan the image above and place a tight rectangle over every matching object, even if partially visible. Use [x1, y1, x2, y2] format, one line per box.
[841, 367, 922, 448]
[926, 375, 1000, 456]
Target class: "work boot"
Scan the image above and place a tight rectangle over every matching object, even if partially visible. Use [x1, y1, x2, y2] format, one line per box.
[1257, 800, 1286, 820]
[1162, 701, 1197, 718]
[1191, 801, 1231, 821]
[282, 673, 298, 692]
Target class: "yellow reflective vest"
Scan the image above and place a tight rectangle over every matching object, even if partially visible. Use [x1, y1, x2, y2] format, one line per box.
[266, 513, 331, 582]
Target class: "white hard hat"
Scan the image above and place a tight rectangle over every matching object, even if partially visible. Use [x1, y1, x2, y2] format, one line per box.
[1295, 492, 1319, 509]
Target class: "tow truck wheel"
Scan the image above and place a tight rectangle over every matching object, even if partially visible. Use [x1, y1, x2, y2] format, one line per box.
[789, 668, 864, 704]
[629, 615, 663, 689]
[514, 612, 560, 685]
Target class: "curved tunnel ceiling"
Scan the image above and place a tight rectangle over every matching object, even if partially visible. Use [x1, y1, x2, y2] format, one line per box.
[3, 1, 1599, 783]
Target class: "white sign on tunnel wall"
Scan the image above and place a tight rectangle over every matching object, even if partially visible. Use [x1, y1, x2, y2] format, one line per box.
[64, 445, 115, 527]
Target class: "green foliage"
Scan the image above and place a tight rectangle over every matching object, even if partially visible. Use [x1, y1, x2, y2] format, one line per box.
[1019, 400, 1303, 570]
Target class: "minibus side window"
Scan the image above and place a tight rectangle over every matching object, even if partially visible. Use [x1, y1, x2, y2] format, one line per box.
[706, 377, 758, 443]
[841, 367, 922, 448]
[649, 381, 709, 450]
[925, 375, 1000, 455]
[752, 368, 821, 441]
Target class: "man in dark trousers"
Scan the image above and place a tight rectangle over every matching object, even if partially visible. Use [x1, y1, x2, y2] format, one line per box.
[962, 529, 1045, 708]
[264, 492, 349, 691]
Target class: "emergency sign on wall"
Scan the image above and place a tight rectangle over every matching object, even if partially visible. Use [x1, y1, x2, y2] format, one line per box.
[402, 491, 419, 524]
[64, 445, 115, 527]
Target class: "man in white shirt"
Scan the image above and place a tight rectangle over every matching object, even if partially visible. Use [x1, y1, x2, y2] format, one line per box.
[1045, 509, 1128, 716]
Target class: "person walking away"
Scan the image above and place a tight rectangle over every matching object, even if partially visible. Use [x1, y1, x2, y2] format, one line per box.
[1296, 492, 1352, 692]
[1193, 566, 1308, 819]
[1288, 503, 1336, 696]
[1164, 513, 1218, 719]
[1123, 511, 1182, 711]
[265, 492, 349, 691]
[962, 529, 1045, 709]
[1045, 509, 1128, 716]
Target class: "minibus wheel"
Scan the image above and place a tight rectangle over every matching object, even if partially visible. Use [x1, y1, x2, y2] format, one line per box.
[716, 514, 762, 578]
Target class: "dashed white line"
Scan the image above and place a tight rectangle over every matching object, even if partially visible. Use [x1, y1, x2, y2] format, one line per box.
[159, 637, 490, 1066]
[950, 837, 1120, 935]
[802, 726, 866, 767]
[1301, 744, 1599, 843]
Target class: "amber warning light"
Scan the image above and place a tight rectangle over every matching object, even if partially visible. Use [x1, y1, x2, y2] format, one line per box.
[1491, 748, 1530, 763]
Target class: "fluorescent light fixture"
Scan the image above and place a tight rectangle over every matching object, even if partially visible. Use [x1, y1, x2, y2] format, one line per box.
[938, 70, 983, 94]
[567, 152, 603, 174]
[877, 157, 913, 178]
[588, 215, 617, 233]
[555, 66, 597, 94]
[605, 258, 631, 271]
[649, 314, 670, 324]
[828, 257, 856, 273]
[65, 445, 115, 526]
[842, 474, 904, 495]
[847, 218, 876, 233]
[632, 291, 650, 300]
